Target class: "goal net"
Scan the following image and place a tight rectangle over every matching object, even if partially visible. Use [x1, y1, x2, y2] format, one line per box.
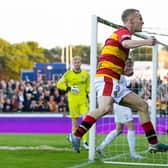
[89, 15, 168, 166]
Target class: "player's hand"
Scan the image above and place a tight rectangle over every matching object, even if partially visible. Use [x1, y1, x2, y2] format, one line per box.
[147, 36, 156, 46]
[71, 86, 80, 94]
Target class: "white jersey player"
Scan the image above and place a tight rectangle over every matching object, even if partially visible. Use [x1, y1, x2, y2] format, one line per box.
[96, 59, 144, 159]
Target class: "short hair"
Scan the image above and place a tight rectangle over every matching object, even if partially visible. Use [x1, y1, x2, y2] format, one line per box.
[73, 56, 82, 61]
[121, 9, 139, 22]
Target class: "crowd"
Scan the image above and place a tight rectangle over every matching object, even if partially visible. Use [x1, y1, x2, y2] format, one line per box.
[0, 79, 68, 113]
[0, 76, 167, 115]
[128, 76, 168, 116]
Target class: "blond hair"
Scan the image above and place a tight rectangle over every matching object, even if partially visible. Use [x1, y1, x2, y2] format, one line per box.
[73, 56, 82, 62]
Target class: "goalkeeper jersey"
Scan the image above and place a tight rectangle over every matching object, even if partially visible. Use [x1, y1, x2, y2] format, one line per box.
[57, 70, 90, 103]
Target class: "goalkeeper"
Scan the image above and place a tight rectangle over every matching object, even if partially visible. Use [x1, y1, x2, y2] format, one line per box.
[57, 56, 90, 150]
[96, 59, 144, 159]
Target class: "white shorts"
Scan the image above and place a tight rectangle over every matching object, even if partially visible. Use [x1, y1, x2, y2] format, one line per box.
[94, 76, 132, 103]
[94, 76, 118, 97]
[113, 87, 131, 103]
[113, 103, 133, 123]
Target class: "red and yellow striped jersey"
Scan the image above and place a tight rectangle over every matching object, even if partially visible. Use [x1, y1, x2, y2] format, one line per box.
[96, 27, 132, 80]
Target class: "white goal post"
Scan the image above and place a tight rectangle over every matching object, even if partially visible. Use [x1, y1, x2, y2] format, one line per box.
[89, 15, 168, 166]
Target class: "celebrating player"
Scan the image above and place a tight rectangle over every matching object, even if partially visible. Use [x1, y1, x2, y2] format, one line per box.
[70, 8, 168, 153]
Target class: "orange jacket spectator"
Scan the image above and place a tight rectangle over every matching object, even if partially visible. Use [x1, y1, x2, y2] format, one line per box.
[48, 95, 58, 112]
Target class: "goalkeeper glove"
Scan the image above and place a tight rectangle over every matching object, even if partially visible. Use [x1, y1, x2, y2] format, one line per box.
[67, 86, 80, 94]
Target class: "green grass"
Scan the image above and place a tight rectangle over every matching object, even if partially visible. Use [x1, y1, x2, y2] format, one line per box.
[0, 134, 167, 168]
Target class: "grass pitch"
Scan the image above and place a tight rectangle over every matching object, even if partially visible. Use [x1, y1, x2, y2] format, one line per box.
[0, 134, 167, 168]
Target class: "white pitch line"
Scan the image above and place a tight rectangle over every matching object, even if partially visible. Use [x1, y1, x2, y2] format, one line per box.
[103, 150, 147, 161]
[0, 145, 73, 151]
[68, 150, 147, 168]
[68, 160, 94, 168]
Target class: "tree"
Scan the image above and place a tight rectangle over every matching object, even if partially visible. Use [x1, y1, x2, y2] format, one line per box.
[0, 39, 104, 80]
[0, 40, 48, 80]
[44, 46, 62, 63]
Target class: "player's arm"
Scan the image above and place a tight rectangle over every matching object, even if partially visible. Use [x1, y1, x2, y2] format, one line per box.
[86, 72, 90, 94]
[121, 36, 156, 49]
[57, 74, 80, 94]
[85, 72, 90, 100]
[56, 74, 68, 91]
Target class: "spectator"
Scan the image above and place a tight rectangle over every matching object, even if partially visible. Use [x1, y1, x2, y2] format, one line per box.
[17, 102, 24, 113]
[23, 93, 32, 112]
[3, 98, 13, 112]
[58, 95, 68, 114]
[11, 95, 18, 112]
[48, 95, 58, 112]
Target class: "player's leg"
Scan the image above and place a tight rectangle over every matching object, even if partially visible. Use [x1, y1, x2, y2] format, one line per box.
[126, 121, 144, 159]
[80, 103, 89, 150]
[68, 103, 79, 145]
[97, 103, 129, 157]
[96, 123, 123, 157]
[114, 104, 143, 158]
[68, 117, 78, 141]
[97, 103, 128, 152]
[121, 92, 168, 153]
[76, 95, 113, 135]
[70, 96, 113, 152]
[82, 133, 89, 150]
[114, 104, 144, 159]
[70, 77, 115, 152]
[102, 123, 123, 147]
